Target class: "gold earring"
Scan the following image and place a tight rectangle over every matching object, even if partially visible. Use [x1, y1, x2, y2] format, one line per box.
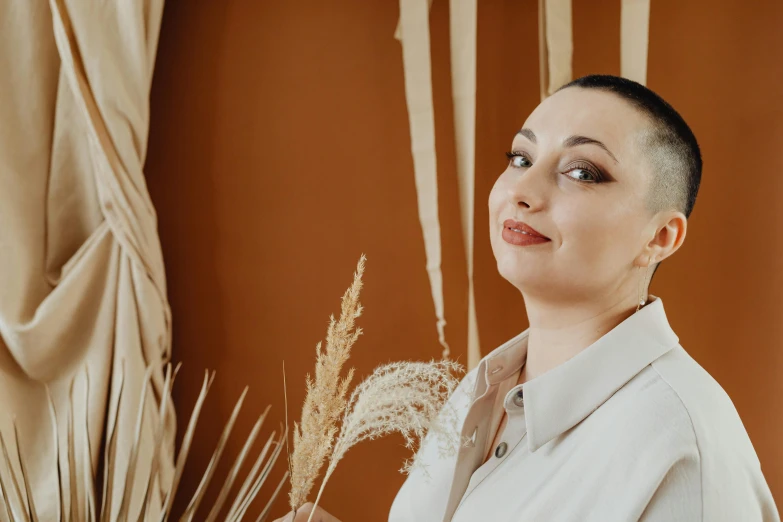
[636, 257, 653, 312]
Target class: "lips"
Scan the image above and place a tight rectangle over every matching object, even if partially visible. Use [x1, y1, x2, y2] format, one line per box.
[502, 219, 549, 240]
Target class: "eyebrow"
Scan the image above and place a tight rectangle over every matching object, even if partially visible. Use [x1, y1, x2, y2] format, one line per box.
[516, 128, 619, 164]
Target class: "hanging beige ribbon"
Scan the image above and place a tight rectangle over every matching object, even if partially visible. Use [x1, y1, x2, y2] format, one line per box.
[396, 0, 450, 359]
[449, 0, 481, 369]
[538, 0, 573, 100]
[621, 0, 651, 85]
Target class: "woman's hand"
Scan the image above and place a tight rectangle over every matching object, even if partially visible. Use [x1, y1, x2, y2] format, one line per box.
[273, 502, 342, 522]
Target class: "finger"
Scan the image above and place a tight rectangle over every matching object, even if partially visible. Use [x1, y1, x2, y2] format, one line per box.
[293, 504, 313, 521]
[294, 508, 313, 522]
[273, 512, 295, 522]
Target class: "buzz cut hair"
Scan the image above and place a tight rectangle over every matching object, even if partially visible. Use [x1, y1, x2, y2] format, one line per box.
[558, 74, 702, 281]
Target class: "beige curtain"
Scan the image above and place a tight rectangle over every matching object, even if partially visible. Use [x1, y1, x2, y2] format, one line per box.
[0, 0, 173, 519]
[621, 0, 651, 85]
[396, 0, 451, 360]
[449, 0, 481, 369]
[538, 0, 573, 100]
[397, 0, 485, 367]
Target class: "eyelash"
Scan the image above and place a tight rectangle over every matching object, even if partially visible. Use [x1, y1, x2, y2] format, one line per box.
[504, 151, 605, 184]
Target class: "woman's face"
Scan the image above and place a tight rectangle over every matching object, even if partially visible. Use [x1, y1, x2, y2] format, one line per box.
[489, 87, 666, 304]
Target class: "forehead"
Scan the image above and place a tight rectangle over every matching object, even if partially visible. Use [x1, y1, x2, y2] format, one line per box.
[521, 87, 652, 162]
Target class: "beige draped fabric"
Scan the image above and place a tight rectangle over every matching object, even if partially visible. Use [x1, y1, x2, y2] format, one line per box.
[0, 0, 173, 519]
[396, 0, 451, 360]
[538, 0, 573, 100]
[448, 0, 481, 369]
[621, 0, 651, 85]
[397, 0, 484, 367]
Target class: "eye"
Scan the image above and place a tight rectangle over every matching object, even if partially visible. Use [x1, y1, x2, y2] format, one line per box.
[563, 162, 604, 183]
[565, 168, 597, 182]
[505, 151, 532, 168]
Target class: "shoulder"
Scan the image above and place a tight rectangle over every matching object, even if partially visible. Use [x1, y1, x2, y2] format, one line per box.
[645, 345, 777, 519]
[611, 345, 756, 459]
[596, 355, 700, 462]
[649, 345, 762, 468]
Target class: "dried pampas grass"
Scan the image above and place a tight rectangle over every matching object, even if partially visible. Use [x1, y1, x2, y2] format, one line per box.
[288, 255, 365, 510]
[285, 255, 464, 521]
[0, 362, 287, 522]
[307, 360, 461, 521]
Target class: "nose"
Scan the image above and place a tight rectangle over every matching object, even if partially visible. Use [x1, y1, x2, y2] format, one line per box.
[507, 162, 548, 210]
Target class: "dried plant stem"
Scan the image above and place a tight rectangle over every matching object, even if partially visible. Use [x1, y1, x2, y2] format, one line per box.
[83, 367, 97, 522]
[116, 365, 155, 521]
[204, 405, 270, 522]
[136, 362, 178, 522]
[306, 361, 462, 522]
[288, 254, 366, 510]
[225, 431, 279, 521]
[283, 361, 292, 481]
[159, 369, 214, 521]
[0, 429, 27, 522]
[180, 386, 249, 521]
[229, 428, 287, 521]
[255, 470, 289, 522]
[0, 362, 286, 522]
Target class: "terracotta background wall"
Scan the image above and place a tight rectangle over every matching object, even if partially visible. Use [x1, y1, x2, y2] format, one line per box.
[144, 0, 783, 519]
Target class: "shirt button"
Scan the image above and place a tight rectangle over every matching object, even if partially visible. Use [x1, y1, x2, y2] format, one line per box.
[495, 441, 508, 458]
[513, 388, 524, 407]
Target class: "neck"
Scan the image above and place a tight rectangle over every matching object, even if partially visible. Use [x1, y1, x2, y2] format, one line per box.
[519, 292, 649, 383]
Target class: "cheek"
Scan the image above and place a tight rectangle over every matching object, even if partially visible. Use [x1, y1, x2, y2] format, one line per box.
[555, 201, 638, 265]
[488, 178, 507, 227]
[488, 177, 505, 211]
[488, 179, 514, 267]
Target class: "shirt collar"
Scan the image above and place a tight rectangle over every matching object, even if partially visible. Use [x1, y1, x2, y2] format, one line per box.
[473, 294, 679, 453]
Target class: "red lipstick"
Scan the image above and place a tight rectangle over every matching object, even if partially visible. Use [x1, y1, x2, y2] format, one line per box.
[502, 219, 550, 246]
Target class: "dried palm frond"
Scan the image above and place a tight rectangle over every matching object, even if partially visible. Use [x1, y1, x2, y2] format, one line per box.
[306, 360, 462, 521]
[288, 254, 366, 511]
[0, 361, 288, 522]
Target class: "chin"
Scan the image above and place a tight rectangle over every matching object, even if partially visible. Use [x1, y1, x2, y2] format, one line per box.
[495, 254, 542, 290]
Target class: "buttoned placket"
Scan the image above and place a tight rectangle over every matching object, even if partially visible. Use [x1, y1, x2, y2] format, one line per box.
[441, 362, 506, 521]
[453, 384, 528, 516]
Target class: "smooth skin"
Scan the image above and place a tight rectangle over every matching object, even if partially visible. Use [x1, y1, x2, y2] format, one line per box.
[274, 86, 687, 521]
[274, 502, 341, 522]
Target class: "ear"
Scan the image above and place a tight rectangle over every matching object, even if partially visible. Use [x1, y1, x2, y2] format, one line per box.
[638, 211, 687, 266]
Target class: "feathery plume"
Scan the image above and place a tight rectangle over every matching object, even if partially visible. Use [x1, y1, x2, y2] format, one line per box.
[288, 254, 366, 510]
[306, 360, 462, 521]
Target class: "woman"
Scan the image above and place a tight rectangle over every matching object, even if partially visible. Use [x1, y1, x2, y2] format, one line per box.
[275, 75, 780, 521]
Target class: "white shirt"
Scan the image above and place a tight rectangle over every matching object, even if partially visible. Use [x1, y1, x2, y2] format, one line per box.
[389, 295, 780, 521]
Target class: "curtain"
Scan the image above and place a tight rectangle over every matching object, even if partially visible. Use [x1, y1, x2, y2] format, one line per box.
[538, 0, 573, 100]
[0, 0, 173, 518]
[396, 0, 451, 361]
[621, 0, 651, 85]
[397, 0, 485, 367]
[448, 0, 481, 369]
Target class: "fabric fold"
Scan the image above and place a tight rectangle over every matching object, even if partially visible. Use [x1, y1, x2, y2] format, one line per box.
[538, 0, 573, 100]
[449, 0, 481, 369]
[397, 0, 451, 359]
[621, 0, 651, 85]
[0, 0, 174, 518]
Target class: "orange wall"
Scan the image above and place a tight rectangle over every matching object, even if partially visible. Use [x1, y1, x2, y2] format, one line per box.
[145, 1, 782, 519]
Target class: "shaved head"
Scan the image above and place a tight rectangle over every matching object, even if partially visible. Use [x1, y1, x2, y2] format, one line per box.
[558, 75, 702, 280]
